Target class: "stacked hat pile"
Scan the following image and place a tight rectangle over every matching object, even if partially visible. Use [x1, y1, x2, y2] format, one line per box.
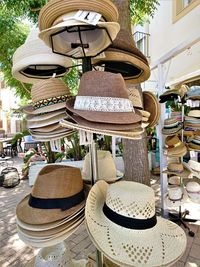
[16, 165, 86, 247]
[162, 117, 183, 136]
[38, 0, 120, 59]
[24, 78, 74, 141]
[163, 163, 191, 178]
[164, 136, 187, 157]
[188, 135, 200, 151]
[61, 71, 144, 139]
[185, 110, 200, 129]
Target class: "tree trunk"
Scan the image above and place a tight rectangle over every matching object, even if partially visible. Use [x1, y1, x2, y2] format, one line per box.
[113, 0, 151, 186]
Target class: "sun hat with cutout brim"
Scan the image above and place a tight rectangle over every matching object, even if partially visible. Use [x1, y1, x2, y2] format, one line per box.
[85, 180, 187, 267]
[16, 165, 86, 225]
[143, 91, 160, 128]
[28, 113, 67, 129]
[39, 12, 120, 59]
[60, 118, 143, 140]
[163, 163, 191, 178]
[38, 0, 119, 31]
[164, 186, 188, 208]
[66, 71, 142, 125]
[12, 29, 72, 84]
[27, 108, 66, 122]
[92, 29, 150, 83]
[82, 150, 123, 183]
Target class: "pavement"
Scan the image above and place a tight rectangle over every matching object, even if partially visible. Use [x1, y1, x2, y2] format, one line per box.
[0, 158, 200, 267]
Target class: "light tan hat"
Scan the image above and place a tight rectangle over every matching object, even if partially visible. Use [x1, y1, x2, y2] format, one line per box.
[168, 176, 181, 186]
[28, 113, 67, 128]
[85, 180, 187, 267]
[163, 163, 191, 178]
[188, 110, 200, 118]
[164, 136, 187, 157]
[27, 108, 66, 122]
[12, 29, 72, 84]
[183, 160, 200, 179]
[82, 150, 123, 183]
[39, 12, 120, 59]
[186, 181, 200, 203]
[162, 118, 183, 136]
[164, 186, 187, 208]
[16, 165, 86, 225]
[31, 129, 74, 141]
[127, 85, 143, 109]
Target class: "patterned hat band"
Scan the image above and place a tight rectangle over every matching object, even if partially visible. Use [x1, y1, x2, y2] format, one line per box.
[33, 95, 70, 110]
[74, 96, 134, 113]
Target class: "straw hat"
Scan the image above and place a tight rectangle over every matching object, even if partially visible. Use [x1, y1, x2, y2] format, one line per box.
[66, 71, 142, 125]
[143, 91, 160, 128]
[31, 130, 74, 141]
[162, 118, 183, 136]
[12, 29, 72, 84]
[38, 0, 119, 31]
[127, 85, 143, 109]
[183, 160, 200, 178]
[39, 12, 120, 59]
[85, 180, 187, 267]
[168, 176, 181, 186]
[187, 86, 200, 100]
[28, 113, 67, 128]
[159, 85, 188, 103]
[27, 108, 66, 122]
[186, 181, 200, 203]
[28, 78, 71, 115]
[164, 136, 187, 157]
[188, 110, 200, 118]
[92, 29, 150, 83]
[188, 136, 200, 151]
[164, 186, 187, 208]
[16, 165, 86, 225]
[163, 163, 191, 178]
[82, 150, 123, 183]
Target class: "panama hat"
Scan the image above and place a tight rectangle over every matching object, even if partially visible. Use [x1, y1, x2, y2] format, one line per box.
[66, 71, 142, 125]
[163, 163, 191, 178]
[164, 186, 187, 208]
[16, 165, 86, 225]
[82, 150, 123, 183]
[39, 12, 120, 59]
[92, 29, 150, 83]
[38, 0, 119, 31]
[164, 136, 187, 157]
[183, 160, 200, 179]
[186, 181, 200, 203]
[188, 110, 200, 118]
[12, 29, 72, 84]
[85, 180, 187, 267]
[143, 91, 160, 128]
[162, 118, 183, 136]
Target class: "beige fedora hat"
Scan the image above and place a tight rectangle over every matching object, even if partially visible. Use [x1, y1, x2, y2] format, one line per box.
[12, 29, 72, 84]
[27, 108, 66, 122]
[31, 130, 74, 141]
[143, 91, 160, 128]
[93, 29, 150, 83]
[28, 113, 67, 129]
[16, 165, 86, 225]
[164, 136, 187, 157]
[82, 150, 123, 183]
[39, 0, 119, 31]
[29, 78, 71, 114]
[66, 71, 142, 125]
[163, 163, 191, 178]
[39, 12, 120, 59]
[85, 180, 187, 267]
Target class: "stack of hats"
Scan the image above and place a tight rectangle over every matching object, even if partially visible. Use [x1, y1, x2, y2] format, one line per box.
[162, 118, 182, 136]
[38, 0, 120, 58]
[186, 181, 200, 203]
[164, 136, 187, 157]
[23, 78, 74, 141]
[61, 71, 144, 140]
[183, 160, 200, 178]
[164, 185, 187, 208]
[85, 180, 187, 267]
[187, 86, 200, 101]
[159, 85, 189, 103]
[188, 135, 200, 151]
[163, 163, 191, 178]
[16, 165, 86, 247]
[184, 110, 200, 129]
[12, 29, 72, 84]
[82, 150, 123, 183]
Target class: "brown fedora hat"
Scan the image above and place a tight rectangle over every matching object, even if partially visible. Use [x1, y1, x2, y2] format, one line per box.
[143, 91, 160, 128]
[66, 71, 142, 125]
[93, 29, 150, 83]
[16, 165, 86, 225]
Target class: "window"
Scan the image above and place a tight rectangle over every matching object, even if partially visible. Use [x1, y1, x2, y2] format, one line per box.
[133, 32, 150, 59]
[173, 0, 200, 23]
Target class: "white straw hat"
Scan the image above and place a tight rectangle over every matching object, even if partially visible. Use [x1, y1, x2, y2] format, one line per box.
[183, 160, 200, 179]
[85, 180, 187, 267]
[164, 186, 187, 208]
[186, 181, 200, 203]
[12, 29, 72, 84]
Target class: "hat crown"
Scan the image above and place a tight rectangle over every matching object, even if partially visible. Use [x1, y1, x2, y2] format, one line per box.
[165, 135, 180, 146]
[105, 181, 155, 219]
[32, 165, 83, 199]
[168, 163, 183, 172]
[186, 181, 200, 192]
[168, 186, 182, 200]
[188, 160, 200, 171]
[31, 78, 70, 102]
[78, 71, 128, 99]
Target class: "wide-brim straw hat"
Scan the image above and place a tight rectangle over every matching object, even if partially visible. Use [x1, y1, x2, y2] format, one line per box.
[12, 29, 72, 84]
[92, 29, 150, 83]
[28, 113, 67, 128]
[60, 118, 143, 140]
[162, 123, 183, 136]
[85, 180, 187, 267]
[66, 71, 142, 125]
[16, 165, 86, 225]
[38, 0, 119, 31]
[39, 14, 120, 59]
[143, 91, 160, 128]
[163, 163, 191, 178]
[82, 150, 123, 183]
[164, 187, 188, 208]
[27, 108, 66, 122]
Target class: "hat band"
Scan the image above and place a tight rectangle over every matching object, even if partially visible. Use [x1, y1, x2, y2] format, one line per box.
[165, 140, 182, 149]
[28, 189, 85, 211]
[168, 169, 183, 174]
[74, 96, 134, 112]
[33, 95, 69, 110]
[103, 203, 157, 230]
[169, 195, 183, 201]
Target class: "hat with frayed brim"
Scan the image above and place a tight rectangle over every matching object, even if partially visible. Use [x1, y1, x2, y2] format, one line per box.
[85, 180, 187, 267]
[38, 0, 119, 31]
[16, 165, 86, 225]
[92, 29, 150, 83]
[12, 29, 72, 84]
[163, 163, 191, 178]
[143, 91, 160, 128]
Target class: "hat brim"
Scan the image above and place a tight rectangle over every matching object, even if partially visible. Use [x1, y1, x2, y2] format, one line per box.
[23, 102, 66, 115]
[30, 123, 62, 133]
[163, 166, 191, 178]
[162, 124, 183, 136]
[164, 190, 188, 208]
[27, 108, 66, 122]
[16, 194, 85, 225]
[85, 180, 187, 267]
[82, 169, 124, 183]
[165, 143, 187, 156]
[188, 142, 200, 151]
[66, 99, 142, 125]
[28, 113, 67, 128]
[143, 91, 160, 128]
[31, 130, 74, 141]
